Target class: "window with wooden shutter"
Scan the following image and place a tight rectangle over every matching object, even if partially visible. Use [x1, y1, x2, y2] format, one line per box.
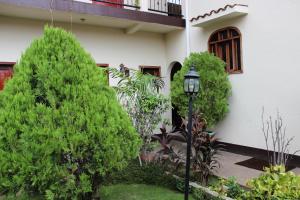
[0, 62, 14, 91]
[140, 66, 161, 77]
[208, 27, 243, 74]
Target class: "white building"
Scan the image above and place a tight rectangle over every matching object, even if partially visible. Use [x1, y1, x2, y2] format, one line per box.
[0, 0, 300, 158]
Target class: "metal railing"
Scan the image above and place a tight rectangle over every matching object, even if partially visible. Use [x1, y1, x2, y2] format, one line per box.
[148, 0, 182, 17]
[93, 0, 140, 9]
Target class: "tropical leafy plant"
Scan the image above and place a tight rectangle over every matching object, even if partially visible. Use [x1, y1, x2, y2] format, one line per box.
[181, 111, 222, 185]
[210, 177, 244, 199]
[0, 26, 141, 199]
[225, 177, 244, 199]
[171, 52, 231, 127]
[152, 111, 223, 186]
[151, 124, 185, 165]
[110, 68, 171, 162]
[246, 165, 300, 200]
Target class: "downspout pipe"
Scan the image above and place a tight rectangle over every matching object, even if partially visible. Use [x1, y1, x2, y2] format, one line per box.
[185, 0, 191, 57]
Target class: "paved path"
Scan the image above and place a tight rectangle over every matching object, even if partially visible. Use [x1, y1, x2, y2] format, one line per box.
[214, 151, 300, 186]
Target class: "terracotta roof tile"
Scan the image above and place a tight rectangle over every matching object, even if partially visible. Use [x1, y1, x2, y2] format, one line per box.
[190, 4, 248, 22]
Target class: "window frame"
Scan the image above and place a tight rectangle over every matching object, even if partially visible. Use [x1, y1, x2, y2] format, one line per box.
[208, 27, 243, 74]
[139, 65, 161, 77]
[0, 62, 15, 69]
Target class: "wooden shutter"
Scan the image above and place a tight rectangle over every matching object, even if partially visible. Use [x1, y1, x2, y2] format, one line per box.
[0, 68, 13, 90]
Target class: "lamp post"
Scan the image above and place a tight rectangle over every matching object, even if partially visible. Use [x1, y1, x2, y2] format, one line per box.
[183, 65, 200, 200]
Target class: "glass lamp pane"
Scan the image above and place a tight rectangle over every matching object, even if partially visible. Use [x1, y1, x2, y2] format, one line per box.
[184, 79, 189, 93]
[194, 79, 200, 93]
[188, 79, 195, 93]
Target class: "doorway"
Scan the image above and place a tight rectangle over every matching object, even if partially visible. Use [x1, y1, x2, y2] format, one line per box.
[170, 62, 182, 129]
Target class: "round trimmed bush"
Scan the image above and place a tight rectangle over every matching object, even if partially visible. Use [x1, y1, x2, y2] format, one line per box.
[171, 52, 231, 127]
[0, 26, 141, 199]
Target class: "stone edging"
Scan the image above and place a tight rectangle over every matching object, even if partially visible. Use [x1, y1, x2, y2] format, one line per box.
[172, 175, 235, 200]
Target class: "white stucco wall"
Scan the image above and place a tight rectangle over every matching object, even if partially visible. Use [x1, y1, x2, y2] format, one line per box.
[0, 16, 167, 87]
[2, 0, 300, 156]
[0, 15, 178, 128]
[189, 0, 300, 155]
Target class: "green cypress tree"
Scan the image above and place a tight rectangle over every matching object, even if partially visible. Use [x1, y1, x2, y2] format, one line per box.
[171, 52, 231, 127]
[0, 26, 141, 199]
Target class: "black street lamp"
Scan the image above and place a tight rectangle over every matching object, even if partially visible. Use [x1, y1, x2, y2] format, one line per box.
[183, 65, 200, 200]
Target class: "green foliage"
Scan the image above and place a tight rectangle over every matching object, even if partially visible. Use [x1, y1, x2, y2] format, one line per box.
[134, 0, 140, 6]
[225, 177, 244, 199]
[210, 177, 244, 199]
[103, 159, 176, 189]
[171, 52, 231, 127]
[246, 165, 300, 200]
[192, 188, 223, 200]
[210, 178, 228, 197]
[192, 188, 206, 200]
[209, 167, 300, 200]
[0, 26, 141, 199]
[110, 68, 170, 154]
[175, 178, 191, 193]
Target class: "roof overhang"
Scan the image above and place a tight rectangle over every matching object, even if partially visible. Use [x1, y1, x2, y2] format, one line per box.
[190, 4, 248, 28]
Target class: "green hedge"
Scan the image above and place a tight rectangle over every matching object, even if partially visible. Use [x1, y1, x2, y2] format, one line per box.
[0, 26, 141, 199]
[171, 52, 231, 127]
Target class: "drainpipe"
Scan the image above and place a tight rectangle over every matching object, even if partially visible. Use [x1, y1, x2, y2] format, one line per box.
[140, 0, 148, 11]
[185, 0, 191, 57]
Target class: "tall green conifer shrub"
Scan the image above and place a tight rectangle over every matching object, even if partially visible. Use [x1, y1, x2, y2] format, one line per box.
[0, 27, 141, 199]
[171, 52, 231, 127]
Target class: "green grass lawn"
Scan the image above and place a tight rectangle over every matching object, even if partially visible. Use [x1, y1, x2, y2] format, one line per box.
[101, 184, 195, 200]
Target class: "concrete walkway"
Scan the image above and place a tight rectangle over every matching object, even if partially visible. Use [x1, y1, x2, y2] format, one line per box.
[214, 151, 300, 186]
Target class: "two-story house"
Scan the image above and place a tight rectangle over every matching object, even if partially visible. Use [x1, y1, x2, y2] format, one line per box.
[1, 0, 300, 159]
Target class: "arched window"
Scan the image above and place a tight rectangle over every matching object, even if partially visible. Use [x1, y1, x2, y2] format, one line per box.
[208, 27, 242, 73]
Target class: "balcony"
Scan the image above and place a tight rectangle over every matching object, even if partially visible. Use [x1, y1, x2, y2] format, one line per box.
[0, 0, 185, 33]
[148, 0, 182, 17]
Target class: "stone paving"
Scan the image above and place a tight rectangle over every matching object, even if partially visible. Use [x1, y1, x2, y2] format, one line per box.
[214, 151, 300, 186]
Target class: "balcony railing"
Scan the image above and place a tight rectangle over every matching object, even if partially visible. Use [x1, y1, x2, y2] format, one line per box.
[92, 0, 140, 9]
[92, 0, 183, 18]
[148, 0, 182, 17]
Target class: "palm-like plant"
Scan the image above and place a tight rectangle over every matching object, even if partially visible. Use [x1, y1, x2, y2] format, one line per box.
[110, 68, 170, 164]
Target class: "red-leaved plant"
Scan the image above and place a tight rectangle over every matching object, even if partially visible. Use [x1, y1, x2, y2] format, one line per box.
[152, 111, 224, 185]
